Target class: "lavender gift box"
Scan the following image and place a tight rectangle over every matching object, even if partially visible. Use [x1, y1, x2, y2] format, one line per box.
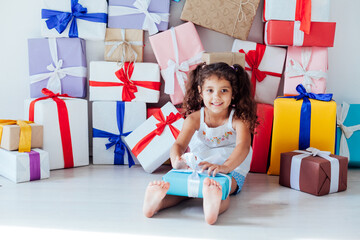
[108, 0, 170, 35]
[28, 38, 87, 98]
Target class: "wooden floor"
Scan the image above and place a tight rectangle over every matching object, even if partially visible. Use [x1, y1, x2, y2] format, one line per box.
[0, 164, 359, 240]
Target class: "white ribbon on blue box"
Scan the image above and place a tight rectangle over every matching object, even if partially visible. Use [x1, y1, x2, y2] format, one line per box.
[162, 153, 232, 200]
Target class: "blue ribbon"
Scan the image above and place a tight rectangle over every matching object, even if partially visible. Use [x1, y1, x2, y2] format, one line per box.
[42, 0, 107, 38]
[282, 84, 333, 150]
[93, 102, 135, 167]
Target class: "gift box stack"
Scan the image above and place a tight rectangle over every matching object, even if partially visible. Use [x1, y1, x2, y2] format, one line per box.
[261, 0, 349, 196]
[0, 120, 49, 183]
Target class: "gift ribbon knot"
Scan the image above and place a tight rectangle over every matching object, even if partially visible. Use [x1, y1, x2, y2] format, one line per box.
[131, 110, 183, 157]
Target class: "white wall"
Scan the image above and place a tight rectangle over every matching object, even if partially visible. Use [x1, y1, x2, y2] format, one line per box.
[0, 0, 359, 120]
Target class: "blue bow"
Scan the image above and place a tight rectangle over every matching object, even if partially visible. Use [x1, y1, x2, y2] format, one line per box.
[283, 84, 333, 150]
[42, 0, 107, 38]
[93, 102, 135, 167]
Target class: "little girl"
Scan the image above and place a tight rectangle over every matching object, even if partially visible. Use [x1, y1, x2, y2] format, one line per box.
[143, 62, 258, 224]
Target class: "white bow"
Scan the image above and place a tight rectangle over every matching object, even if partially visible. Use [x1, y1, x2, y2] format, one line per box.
[286, 47, 328, 93]
[29, 38, 87, 94]
[291, 147, 339, 193]
[337, 102, 360, 159]
[105, 29, 142, 62]
[108, 0, 169, 35]
[161, 27, 204, 95]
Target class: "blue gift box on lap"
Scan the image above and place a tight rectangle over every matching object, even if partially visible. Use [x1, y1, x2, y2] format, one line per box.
[162, 169, 232, 200]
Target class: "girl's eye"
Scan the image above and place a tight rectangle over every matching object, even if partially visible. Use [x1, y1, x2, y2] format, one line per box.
[221, 89, 228, 93]
[206, 89, 213, 93]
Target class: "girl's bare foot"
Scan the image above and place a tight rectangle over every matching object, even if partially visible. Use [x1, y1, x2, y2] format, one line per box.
[143, 180, 170, 218]
[202, 178, 222, 225]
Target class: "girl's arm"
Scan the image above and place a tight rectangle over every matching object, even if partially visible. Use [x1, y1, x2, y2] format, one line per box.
[199, 118, 251, 176]
[170, 112, 200, 169]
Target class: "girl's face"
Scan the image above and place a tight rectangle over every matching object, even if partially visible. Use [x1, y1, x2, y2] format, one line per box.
[199, 75, 233, 114]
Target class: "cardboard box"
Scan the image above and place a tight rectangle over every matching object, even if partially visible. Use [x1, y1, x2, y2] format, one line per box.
[181, 0, 260, 40]
[0, 123, 43, 151]
[201, 52, 245, 68]
[104, 28, 144, 62]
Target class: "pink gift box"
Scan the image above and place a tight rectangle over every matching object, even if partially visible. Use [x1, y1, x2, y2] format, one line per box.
[284, 46, 328, 96]
[149, 22, 204, 105]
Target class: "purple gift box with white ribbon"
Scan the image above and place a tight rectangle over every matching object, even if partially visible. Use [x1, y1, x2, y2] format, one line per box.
[0, 148, 50, 183]
[28, 38, 87, 98]
[108, 0, 170, 35]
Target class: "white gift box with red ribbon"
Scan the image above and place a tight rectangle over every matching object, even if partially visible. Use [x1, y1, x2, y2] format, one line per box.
[89, 61, 160, 102]
[24, 93, 89, 170]
[124, 102, 184, 173]
[231, 39, 287, 105]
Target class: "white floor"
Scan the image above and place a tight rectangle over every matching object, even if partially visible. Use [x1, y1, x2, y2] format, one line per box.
[0, 164, 359, 240]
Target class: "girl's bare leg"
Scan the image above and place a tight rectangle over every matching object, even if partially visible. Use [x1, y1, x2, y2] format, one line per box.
[202, 177, 238, 225]
[143, 180, 187, 218]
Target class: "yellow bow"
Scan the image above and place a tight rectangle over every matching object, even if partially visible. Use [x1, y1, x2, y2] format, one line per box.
[0, 119, 34, 152]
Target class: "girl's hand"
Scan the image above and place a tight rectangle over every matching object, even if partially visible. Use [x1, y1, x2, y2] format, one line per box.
[198, 161, 231, 177]
[171, 155, 189, 170]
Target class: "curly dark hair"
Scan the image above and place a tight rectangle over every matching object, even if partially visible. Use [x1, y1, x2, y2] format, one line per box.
[183, 62, 258, 133]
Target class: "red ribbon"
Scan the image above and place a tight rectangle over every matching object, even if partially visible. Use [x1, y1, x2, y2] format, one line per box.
[89, 62, 161, 101]
[131, 110, 183, 157]
[239, 43, 282, 97]
[29, 88, 74, 169]
[295, 0, 312, 34]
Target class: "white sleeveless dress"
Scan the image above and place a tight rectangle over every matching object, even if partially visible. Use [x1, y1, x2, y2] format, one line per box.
[188, 107, 252, 194]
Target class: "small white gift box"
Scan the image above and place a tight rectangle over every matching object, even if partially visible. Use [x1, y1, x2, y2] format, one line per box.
[0, 148, 49, 183]
[92, 101, 146, 165]
[125, 102, 184, 173]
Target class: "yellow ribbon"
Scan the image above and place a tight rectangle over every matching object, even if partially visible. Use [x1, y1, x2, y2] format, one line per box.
[0, 119, 33, 152]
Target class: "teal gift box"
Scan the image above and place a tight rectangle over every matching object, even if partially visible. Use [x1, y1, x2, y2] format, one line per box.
[336, 102, 360, 167]
[162, 169, 232, 200]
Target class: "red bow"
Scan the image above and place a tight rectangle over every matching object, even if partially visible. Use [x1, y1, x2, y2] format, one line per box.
[239, 43, 282, 97]
[131, 110, 183, 157]
[29, 88, 74, 168]
[295, 0, 312, 34]
[89, 62, 161, 101]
